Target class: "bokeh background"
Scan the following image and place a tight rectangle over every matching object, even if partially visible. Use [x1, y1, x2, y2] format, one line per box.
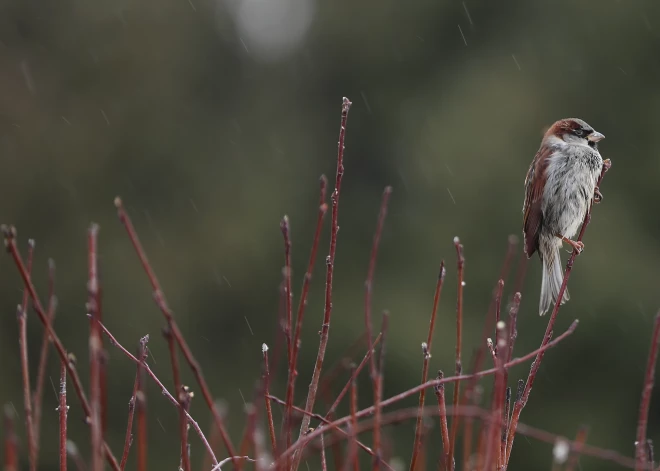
[1, 0, 660, 469]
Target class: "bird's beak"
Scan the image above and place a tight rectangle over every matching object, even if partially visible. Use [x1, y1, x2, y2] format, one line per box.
[588, 131, 605, 142]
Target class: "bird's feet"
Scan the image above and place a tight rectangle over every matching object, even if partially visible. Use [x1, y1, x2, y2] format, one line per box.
[557, 234, 584, 254]
[602, 158, 612, 172]
[594, 186, 603, 204]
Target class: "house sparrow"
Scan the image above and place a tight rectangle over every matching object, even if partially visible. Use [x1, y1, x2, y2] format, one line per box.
[522, 118, 609, 315]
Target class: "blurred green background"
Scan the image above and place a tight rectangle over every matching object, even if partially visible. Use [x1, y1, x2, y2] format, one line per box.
[1, 0, 660, 469]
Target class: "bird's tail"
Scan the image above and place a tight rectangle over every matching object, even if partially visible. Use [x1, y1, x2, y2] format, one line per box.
[539, 236, 569, 316]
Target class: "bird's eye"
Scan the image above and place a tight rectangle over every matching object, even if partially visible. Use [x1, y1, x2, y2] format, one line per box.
[574, 129, 585, 137]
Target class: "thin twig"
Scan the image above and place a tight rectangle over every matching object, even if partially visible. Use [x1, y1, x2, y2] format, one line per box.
[320, 434, 328, 471]
[275, 318, 579, 465]
[342, 365, 359, 471]
[448, 237, 465, 471]
[262, 344, 277, 457]
[203, 401, 225, 471]
[1, 226, 121, 470]
[114, 197, 237, 466]
[434, 371, 450, 470]
[373, 311, 390, 471]
[163, 326, 190, 471]
[88, 224, 103, 471]
[501, 387, 511, 467]
[565, 425, 589, 471]
[120, 336, 149, 470]
[484, 319, 507, 470]
[283, 177, 329, 467]
[267, 395, 394, 471]
[365, 187, 393, 380]
[318, 404, 643, 470]
[237, 387, 261, 469]
[366, 187, 393, 471]
[635, 312, 660, 471]
[17, 239, 36, 471]
[319, 335, 385, 468]
[410, 261, 446, 471]
[318, 332, 368, 403]
[136, 370, 147, 471]
[416, 418, 433, 471]
[292, 96, 353, 471]
[210, 456, 257, 471]
[462, 238, 517, 470]
[178, 388, 193, 471]
[506, 293, 521, 364]
[59, 360, 68, 471]
[33, 258, 57, 453]
[269, 280, 287, 387]
[94, 319, 219, 467]
[4, 404, 18, 471]
[504, 160, 611, 467]
[281, 215, 293, 365]
[324, 334, 382, 420]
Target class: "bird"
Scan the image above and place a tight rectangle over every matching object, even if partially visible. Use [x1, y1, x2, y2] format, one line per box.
[522, 118, 610, 315]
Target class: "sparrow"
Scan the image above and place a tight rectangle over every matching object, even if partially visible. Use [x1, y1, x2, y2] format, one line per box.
[522, 118, 609, 315]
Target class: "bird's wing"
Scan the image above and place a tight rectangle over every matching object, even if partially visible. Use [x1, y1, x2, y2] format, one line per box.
[522, 145, 552, 258]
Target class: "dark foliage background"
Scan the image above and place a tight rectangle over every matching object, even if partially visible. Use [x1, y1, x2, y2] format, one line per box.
[1, 0, 660, 469]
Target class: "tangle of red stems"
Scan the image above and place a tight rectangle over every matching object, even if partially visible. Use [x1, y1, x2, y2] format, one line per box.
[4, 106, 656, 471]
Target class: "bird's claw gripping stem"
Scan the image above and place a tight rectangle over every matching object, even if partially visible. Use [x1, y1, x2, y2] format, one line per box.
[557, 234, 584, 254]
[594, 187, 603, 204]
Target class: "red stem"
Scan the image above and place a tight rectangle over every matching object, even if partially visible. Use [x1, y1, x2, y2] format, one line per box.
[274, 318, 579, 466]
[4, 405, 18, 471]
[136, 385, 147, 471]
[506, 293, 521, 364]
[94, 319, 219, 466]
[410, 261, 446, 471]
[292, 97, 353, 471]
[17, 239, 37, 471]
[501, 387, 511, 467]
[434, 371, 451, 470]
[320, 434, 328, 471]
[263, 345, 278, 457]
[462, 238, 517, 470]
[114, 197, 237, 466]
[448, 238, 465, 471]
[317, 332, 368, 404]
[59, 360, 68, 471]
[163, 326, 190, 471]
[1, 227, 121, 470]
[504, 160, 611, 467]
[202, 402, 223, 471]
[373, 312, 390, 470]
[284, 176, 328, 463]
[317, 404, 642, 471]
[323, 333, 382, 421]
[281, 215, 293, 365]
[33, 258, 57, 453]
[120, 336, 149, 470]
[565, 425, 589, 471]
[365, 187, 393, 380]
[367, 187, 393, 471]
[635, 312, 660, 471]
[88, 224, 104, 471]
[237, 387, 260, 467]
[342, 365, 359, 471]
[268, 395, 394, 471]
